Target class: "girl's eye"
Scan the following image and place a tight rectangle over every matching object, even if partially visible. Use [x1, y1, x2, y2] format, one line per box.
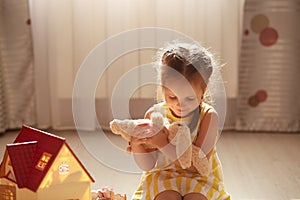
[186, 97, 196, 101]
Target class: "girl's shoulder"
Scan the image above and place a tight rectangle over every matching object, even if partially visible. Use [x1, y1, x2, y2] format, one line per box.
[201, 102, 214, 111]
[200, 102, 218, 121]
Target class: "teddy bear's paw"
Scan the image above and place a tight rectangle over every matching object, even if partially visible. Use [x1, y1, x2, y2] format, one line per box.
[150, 112, 165, 130]
[177, 145, 192, 169]
[192, 144, 210, 176]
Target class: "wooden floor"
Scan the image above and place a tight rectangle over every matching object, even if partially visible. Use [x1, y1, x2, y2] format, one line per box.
[0, 130, 299, 200]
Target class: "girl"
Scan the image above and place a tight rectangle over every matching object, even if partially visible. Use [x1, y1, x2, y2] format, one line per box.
[130, 42, 230, 200]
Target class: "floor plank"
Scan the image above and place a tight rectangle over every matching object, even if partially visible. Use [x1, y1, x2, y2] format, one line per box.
[1, 130, 299, 199]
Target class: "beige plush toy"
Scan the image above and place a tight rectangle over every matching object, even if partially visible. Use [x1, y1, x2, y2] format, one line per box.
[109, 111, 210, 176]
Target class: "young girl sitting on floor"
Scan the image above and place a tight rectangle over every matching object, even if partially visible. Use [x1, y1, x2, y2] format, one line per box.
[130, 42, 231, 200]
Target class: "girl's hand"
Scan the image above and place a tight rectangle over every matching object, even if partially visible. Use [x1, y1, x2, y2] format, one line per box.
[144, 126, 169, 149]
[130, 136, 147, 146]
[130, 123, 153, 153]
[130, 125, 159, 171]
[131, 123, 154, 138]
[130, 135, 148, 153]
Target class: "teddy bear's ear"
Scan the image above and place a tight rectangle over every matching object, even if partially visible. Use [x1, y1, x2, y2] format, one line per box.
[109, 120, 121, 134]
[109, 120, 131, 141]
[175, 124, 192, 169]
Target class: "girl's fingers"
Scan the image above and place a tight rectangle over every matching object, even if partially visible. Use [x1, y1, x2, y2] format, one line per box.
[132, 137, 148, 145]
[133, 125, 153, 138]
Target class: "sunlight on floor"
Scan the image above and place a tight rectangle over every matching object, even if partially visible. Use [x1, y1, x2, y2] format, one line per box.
[1, 130, 300, 199]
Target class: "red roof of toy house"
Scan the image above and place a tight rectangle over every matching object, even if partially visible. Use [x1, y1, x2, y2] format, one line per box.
[0, 125, 94, 192]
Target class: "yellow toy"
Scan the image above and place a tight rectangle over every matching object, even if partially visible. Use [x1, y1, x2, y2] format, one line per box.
[109, 111, 209, 176]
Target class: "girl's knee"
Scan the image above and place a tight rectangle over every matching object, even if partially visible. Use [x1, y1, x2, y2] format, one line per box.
[155, 190, 182, 200]
[183, 193, 207, 200]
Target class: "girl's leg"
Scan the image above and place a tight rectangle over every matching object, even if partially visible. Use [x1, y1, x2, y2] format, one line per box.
[155, 190, 182, 200]
[183, 193, 207, 200]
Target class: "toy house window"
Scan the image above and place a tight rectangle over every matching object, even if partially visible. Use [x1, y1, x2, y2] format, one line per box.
[1, 189, 14, 200]
[35, 152, 52, 171]
[0, 185, 16, 200]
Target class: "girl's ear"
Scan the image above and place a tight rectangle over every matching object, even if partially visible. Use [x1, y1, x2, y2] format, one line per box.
[199, 86, 207, 104]
[201, 87, 207, 98]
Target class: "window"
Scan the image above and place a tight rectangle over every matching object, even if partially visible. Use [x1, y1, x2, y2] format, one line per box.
[35, 152, 52, 171]
[0, 185, 15, 200]
[1, 189, 13, 200]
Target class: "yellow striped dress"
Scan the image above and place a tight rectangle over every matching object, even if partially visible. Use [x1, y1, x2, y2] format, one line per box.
[131, 102, 231, 200]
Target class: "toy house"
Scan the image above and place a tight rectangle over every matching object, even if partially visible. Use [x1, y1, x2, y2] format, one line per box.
[0, 125, 95, 200]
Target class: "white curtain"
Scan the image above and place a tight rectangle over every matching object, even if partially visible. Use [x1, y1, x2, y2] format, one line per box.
[0, 0, 36, 133]
[29, 0, 243, 130]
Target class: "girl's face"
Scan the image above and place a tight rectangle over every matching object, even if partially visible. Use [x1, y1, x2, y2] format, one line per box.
[163, 76, 204, 118]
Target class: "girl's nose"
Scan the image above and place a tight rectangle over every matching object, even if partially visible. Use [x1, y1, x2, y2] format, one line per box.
[177, 99, 186, 107]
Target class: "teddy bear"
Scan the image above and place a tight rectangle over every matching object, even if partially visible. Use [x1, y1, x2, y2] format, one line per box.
[109, 110, 210, 176]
